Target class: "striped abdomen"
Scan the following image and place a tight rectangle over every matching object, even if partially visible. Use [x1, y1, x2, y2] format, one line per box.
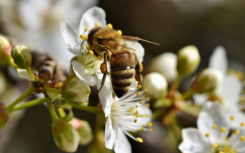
[110, 51, 136, 98]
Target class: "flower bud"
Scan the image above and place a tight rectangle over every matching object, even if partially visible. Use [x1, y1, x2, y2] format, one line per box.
[0, 102, 9, 130]
[11, 45, 32, 69]
[143, 72, 168, 99]
[191, 68, 223, 93]
[52, 119, 80, 152]
[71, 118, 93, 145]
[62, 78, 90, 103]
[177, 45, 200, 77]
[0, 36, 13, 65]
[150, 52, 177, 83]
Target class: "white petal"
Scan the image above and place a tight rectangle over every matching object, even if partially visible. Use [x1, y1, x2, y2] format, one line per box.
[179, 128, 210, 153]
[79, 7, 106, 35]
[17, 69, 34, 81]
[193, 94, 208, 106]
[72, 60, 96, 86]
[197, 102, 229, 143]
[60, 20, 81, 55]
[125, 41, 145, 62]
[209, 46, 227, 74]
[114, 127, 131, 153]
[97, 75, 113, 117]
[105, 115, 115, 149]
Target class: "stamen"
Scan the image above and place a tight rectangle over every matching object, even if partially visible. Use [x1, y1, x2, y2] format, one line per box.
[241, 122, 245, 127]
[135, 110, 139, 115]
[230, 116, 235, 121]
[107, 23, 113, 29]
[219, 151, 224, 153]
[95, 22, 99, 27]
[141, 97, 145, 100]
[144, 88, 148, 92]
[145, 114, 149, 117]
[86, 44, 90, 50]
[212, 143, 217, 148]
[85, 26, 89, 32]
[134, 119, 137, 123]
[128, 108, 133, 113]
[227, 69, 235, 75]
[80, 34, 87, 41]
[137, 84, 142, 89]
[212, 124, 218, 129]
[234, 130, 240, 135]
[137, 137, 143, 143]
[146, 103, 150, 107]
[220, 127, 226, 133]
[146, 97, 151, 101]
[136, 92, 141, 96]
[240, 136, 245, 141]
[142, 124, 145, 127]
[148, 122, 153, 127]
[236, 72, 244, 80]
[89, 50, 94, 56]
[139, 101, 143, 104]
[205, 133, 210, 137]
[141, 128, 144, 131]
[149, 128, 153, 132]
[135, 105, 138, 108]
[118, 30, 122, 36]
[97, 56, 102, 60]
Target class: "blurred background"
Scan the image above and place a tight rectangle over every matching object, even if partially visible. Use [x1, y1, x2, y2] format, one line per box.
[1, 0, 245, 152]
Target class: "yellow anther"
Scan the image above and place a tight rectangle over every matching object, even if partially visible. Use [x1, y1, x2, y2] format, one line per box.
[80, 34, 87, 41]
[137, 137, 143, 143]
[95, 22, 99, 27]
[227, 69, 235, 75]
[205, 133, 210, 138]
[219, 151, 225, 153]
[241, 122, 245, 127]
[149, 128, 153, 132]
[236, 72, 244, 80]
[144, 88, 148, 92]
[135, 105, 138, 108]
[141, 128, 144, 131]
[139, 101, 143, 104]
[128, 108, 134, 113]
[141, 97, 145, 100]
[148, 122, 153, 127]
[230, 116, 235, 121]
[220, 127, 226, 133]
[240, 136, 245, 141]
[85, 26, 89, 32]
[134, 119, 137, 123]
[234, 130, 240, 135]
[145, 114, 149, 117]
[212, 124, 218, 129]
[136, 92, 141, 96]
[97, 56, 102, 61]
[137, 84, 142, 89]
[89, 50, 94, 56]
[135, 110, 139, 115]
[212, 143, 217, 148]
[142, 124, 145, 127]
[107, 23, 113, 29]
[225, 137, 229, 141]
[146, 97, 151, 101]
[86, 44, 90, 50]
[146, 103, 150, 107]
[118, 30, 122, 36]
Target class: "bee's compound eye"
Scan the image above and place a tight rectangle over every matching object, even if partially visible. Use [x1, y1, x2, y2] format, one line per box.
[97, 37, 103, 44]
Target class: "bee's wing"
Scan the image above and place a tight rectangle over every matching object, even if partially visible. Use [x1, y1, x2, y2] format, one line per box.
[121, 35, 160, 46]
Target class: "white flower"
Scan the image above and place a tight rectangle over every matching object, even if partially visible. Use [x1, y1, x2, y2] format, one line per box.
[194, 46, 244, 128]
[61, 7, 145, 117]
[179, 102, 245, 153]
[105, 89, 152, 153]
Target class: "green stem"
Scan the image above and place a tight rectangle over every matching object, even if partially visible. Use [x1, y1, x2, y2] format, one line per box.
[46, 99, 59, 122]
[68, 102, 98, 113]
[26, 67, 36, 80]
[152, 109, 163, 120]
[9, 60, 18, 68]
[182, 89, 195, 100]
[7, 85, 34, 112]
[57, 108, 66, 117]
[13, 98, 46, 111]
[44, 85, 62, 94]
[168, 77, 182, 97]
[169, 112, 181, 137]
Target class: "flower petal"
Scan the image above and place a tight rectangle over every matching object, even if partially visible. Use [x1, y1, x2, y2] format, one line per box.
[105, 115, 115, 149]
[114, 127, 131, 153]
[60, 20, 81, 55]
[125, 41, 145, 62]
[72, 60, 96, 86]
[197, 102, 229, 143]
[209, 46, 227, 74]
[79, 7, 106, 35]
[179, 128, 210, 153]
[17, 69, 34, 81]
[193, 94, 208, 106]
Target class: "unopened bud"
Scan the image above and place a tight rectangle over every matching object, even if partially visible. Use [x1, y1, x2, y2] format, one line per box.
[0, 103, 9, 130]
[62, 78, 90, 103]
[177, 45, 200, 77]
[52, 119, 80, 152]
[192, 68, 223, 93]
[143, 72, 168, 99]
[11, 45, 32, 69]
[0, 36, 13, 65]
[150, 52, 177, 83]
[71, 118, 93, 145]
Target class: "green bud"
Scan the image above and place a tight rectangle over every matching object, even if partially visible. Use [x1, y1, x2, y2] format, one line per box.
[0, 102, 9, 130]
[177, 45, 200, 77]
[142, 72, 168, 99]
[62, 78, 90, 103]
[0, 36, 13, 65]
[52, 119, 80, 152]
[11, 45, 32, 69]
[71, 118, 93, 145]
[191, 68, 223, 93]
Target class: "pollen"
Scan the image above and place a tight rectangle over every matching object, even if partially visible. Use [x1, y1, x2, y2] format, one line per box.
[80, 34, 87, 41]
[136, 92, 141, 96]
[236, 72, 244, 80]
[241, 122, 245, 127]
[139, 101, 143, 104]
[148, 122, 153, 127]
[141, 97, 145, 100]
[86, 44, 90, 50]
[134, 119, 137, 123]
[97, 56, 102, 60]
[137, 84, 142, 89]
[144, 88, 148, 92]
[234, 130, 240, 135]
[95, 22, 99, 27]
[149, 128, 153, 132]
[137, 137, 143, 143]
[141, 128, 144, 131]
[240, 136, 245, 141]
[205, 133, 210, 138]
[146, 97, 151, 101]
[89, 50, 94, 56]
[128, 108, 134, 113]
[118, 30, 122, 36]
[135, 110, 139, 115]
[219, 151, 225, 153]
[107, 23, 113, 29]
[85, 26, 89, 32]
[230, 116, 235, 121]
[212, 124, 218, 129]
[142, 124, 145, 127]
[220, 127, 226, 133]
[135, 105, 138, 108]
[145, 114, 149, 117]
[212, 143, 217, 148]
[146, 103, 150, 107]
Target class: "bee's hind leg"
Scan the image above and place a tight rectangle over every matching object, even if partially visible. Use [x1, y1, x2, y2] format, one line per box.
[98, 52, 108, 92]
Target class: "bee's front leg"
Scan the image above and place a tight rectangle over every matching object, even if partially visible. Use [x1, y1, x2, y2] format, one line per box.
[98, 52, 108, 92]
[134, 61, 143, 83]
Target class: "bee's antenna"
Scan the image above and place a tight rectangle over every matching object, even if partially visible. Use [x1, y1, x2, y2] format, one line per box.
[121, 36, 160, 46]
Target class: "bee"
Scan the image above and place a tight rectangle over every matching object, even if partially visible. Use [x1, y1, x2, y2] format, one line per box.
[82, 24, 159, 98]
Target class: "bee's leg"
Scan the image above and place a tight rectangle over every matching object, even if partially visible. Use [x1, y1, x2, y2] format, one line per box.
[98, 52, 108, 92]
[135, 61, 143, 83]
